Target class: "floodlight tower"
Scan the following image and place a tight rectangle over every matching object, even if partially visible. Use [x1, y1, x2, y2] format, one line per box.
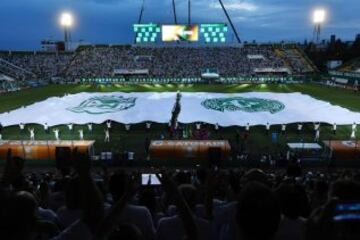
[60, 12, 74, 50]
[218, 0, 241, 43]
[313, 9, 326, 43]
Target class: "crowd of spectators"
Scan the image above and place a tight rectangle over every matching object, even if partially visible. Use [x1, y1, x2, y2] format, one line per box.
[1, 149, 360, 240]
[65, 45, 288, 79]
[0, 45, 314, 82]
[281, 49, 314, 74]
[0, 51, 73, 80]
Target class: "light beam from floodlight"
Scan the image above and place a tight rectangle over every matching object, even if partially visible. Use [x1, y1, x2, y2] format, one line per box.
[313, 9, 326, 43]
[60, 12, 74, 50]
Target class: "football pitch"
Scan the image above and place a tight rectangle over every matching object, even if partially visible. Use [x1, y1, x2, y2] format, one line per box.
[0, 83, 359, 166]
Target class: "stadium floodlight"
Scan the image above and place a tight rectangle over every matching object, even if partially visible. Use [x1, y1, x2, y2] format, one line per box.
[59, 12, 74, 50]
[60, 12, 73, 27]
[312, 9, 326, 43]
[313, 9, 326, 24]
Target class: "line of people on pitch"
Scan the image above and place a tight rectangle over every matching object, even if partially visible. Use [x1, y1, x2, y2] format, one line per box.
[241, 122, 357, 141]
[0, 121, 358, 142]
[0, 120, 147, 142]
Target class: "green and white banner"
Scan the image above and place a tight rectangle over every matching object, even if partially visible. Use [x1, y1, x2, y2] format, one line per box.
[0, 92, 176, 126]
[0, 92, 359, 127]
[178, 92, 360, 126]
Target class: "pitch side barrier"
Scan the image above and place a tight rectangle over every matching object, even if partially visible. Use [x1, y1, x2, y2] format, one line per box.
[79, 75, 307, 85]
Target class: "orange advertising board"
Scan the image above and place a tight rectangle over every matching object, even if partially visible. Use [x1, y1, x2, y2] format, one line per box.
[149, 140, 231, 161]
[0, 140, 95, 160]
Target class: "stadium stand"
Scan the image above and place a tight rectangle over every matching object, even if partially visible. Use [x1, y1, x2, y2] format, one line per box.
[274, 46, 316, 74]
[0, 51, 73, 80]
[0, 74, 20, 92]
[0, 44, 316, 84]
[338, 57, 360, 73]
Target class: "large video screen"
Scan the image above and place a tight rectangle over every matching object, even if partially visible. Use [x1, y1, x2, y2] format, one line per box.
[162, 25, 199, 42]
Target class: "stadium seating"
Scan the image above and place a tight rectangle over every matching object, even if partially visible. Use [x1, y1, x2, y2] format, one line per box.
[0, 51, 73, 80]
[0, 45, 316, 84]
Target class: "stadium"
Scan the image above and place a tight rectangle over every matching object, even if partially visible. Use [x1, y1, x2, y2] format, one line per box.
[0, 1, 360, 240]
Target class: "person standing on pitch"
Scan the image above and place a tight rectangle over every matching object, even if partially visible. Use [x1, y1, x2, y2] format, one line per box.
[314, 122, 320, 133]
[28, 128, 35, 141]
[351, 122, 357, 139]
[196, 122, 201, 130]
[79, 129, 84, 140]
[67, 123, 73, 132]
[333, 123, 337, 135]
[215, 123, 219, 133]
[87, 123, 93, 132]
[245, 123, 250, 132]
[314, 128, 320, 142]
[0, 123, 2, 140]
[106, 120, 112, 130]
[19, 123, 25, 133]
[125, 124, 131, 132]
[43, 123, 49, 134]
[104, 129, 110, 142]
[266, 122, 270, 135]
[297, 123, 303, 134]
[53, 129, 60, 141]
[281, 124, 286, 135]
[146, 122, 151, 132]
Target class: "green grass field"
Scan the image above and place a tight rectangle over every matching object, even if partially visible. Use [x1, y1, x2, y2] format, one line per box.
[0, 83, 359, 166]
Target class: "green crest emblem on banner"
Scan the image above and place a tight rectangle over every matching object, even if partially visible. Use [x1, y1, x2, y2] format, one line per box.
[67, 96, 137, 114]
[201, 97, 285, 114]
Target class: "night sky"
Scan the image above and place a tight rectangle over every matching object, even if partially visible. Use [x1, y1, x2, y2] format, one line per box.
[0, 0, 359, 50]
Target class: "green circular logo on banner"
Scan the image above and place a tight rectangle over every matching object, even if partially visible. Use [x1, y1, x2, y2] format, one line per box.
[67, 96, 137, 114]
[201, 97, 285, 114]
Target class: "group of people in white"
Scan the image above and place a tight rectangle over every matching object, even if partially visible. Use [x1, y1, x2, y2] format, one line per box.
[0, 121, 358, 143]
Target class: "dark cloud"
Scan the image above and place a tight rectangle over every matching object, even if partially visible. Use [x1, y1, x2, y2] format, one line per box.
[0, 0, 359, 50]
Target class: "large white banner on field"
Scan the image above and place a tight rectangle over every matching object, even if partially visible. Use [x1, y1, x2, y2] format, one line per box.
[178, 92, 360, 126]
[0, 92, 176, 126]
